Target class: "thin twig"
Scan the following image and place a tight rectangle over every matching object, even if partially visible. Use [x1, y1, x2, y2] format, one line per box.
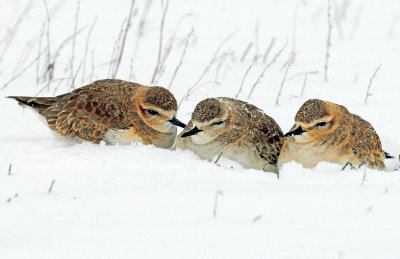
[70, 0, 81, 89]
[276, 61, 292, 105]
[69, 60, 83, 91]
[213, 51, 230, 88]
[213, 190, 223, 218]
[0, 1, 33, 64]
[48, 179, 56, 193]
[36, 23, 45, 85]
[81, 16, 97, 86]
[108, 20, 127, 78]
[324, 0, 332, 82]
[361, 166, 367, 186]
[8, 164, 12, 176]
[168, 28, 193, 89]
[52, 77, 69, 96]
[240, 42, 253, 62]
[35, 77, 69, 96]
[13, 40, 37, 76]
[364, 64, 381, 104]
[42, 0, 52, 83]
[291, 0, 305, 58]
[112, 0, 136, 79]
[287, 70, 319, 81]
[353, 73, 358, 84]
[332, 0, 344, 39]
[90, 49, 95, 82]
[51, 26, 86, 71]
[214, 152, 223, 164]
[300, 73, 308, 98]
[151, 0, 169, 84]
[253, 20, 260, 61]
[235, 62, 255, 99]
[262, 37, 275, 63]
[133, 0, 154, 58]
[180, 29, 240, 106]
[253, 215, 263, 222]
[247, 39, 288, 100]
[2, 50, 46, 90]
[154, 13, 192, 85]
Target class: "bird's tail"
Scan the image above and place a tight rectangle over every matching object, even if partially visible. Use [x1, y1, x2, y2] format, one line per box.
[7, 96, 59, 113]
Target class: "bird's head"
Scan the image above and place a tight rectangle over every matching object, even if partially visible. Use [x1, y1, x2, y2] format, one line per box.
[284, 99, 343, 143]
[180, 98, 231, 145]
[137, 86, 185, 133]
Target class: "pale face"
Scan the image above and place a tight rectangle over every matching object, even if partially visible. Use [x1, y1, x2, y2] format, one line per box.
[182, 113, 230, 145]
[286, 115, 334, 144]
[139, 102, 185, 133]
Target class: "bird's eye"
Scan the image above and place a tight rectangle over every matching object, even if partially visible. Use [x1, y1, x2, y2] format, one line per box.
[212, 121, 224, 126]
[316, 121, 327, 127]
[146, 109, 159, 116]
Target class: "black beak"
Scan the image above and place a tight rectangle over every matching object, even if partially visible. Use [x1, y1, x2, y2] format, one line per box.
[169, 117, 186, 128]
[181, 126, 203, 138]
[284, 126, 305, 137]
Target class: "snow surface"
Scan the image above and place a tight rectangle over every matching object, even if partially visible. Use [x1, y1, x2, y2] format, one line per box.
[1, 0, 400, 258]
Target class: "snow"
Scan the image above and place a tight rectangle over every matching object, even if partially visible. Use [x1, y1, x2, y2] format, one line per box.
[1, 0, 400, 258]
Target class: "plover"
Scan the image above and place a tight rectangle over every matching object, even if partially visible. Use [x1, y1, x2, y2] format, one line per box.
[279, 99, 390, 170]
[8, 79, 186, 148]
[176, 97, 284, 173]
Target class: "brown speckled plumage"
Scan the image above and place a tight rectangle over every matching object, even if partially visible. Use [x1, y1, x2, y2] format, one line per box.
[177, 97, 284, 173]
[8, 79, 180, 148]
[145, 86, 177, 111]
[192, 98, 222, 122]
[295, 99, 328, 124]
[279, 99, 387, 170]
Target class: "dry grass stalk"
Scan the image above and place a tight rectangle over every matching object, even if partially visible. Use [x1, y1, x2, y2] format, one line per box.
[253, 20, 260, 61]
[0, 1, 34, 64]
[213, 190, 223, 218]
[262, 37, 275, 63]
[81, 16, 97, 85]
[179, 29, 240, 106]
[2, 50, 46, 90]
[48, 179, 56, 193]
[247, 39, 288, 100]
[240, 42, 253, 62]
[168, 28, 194, 89]
[42, 0, 52, 82]
[70, 0, 81, 89]
[108, 20, 127, 77]
[151, 0, 169, 84]
[13, 40, 37, 76]
[112, 0, 136, 79]
[235, 62, 255, 99]
[153, 13, 192, 85]
[36, 23, 45, 85]
[364, 64, 381, 104]
[132, 0, 154, 59]
[275, 61, 292, 105]
[300, 73, 308, 98]
[324, 0, 333, 82]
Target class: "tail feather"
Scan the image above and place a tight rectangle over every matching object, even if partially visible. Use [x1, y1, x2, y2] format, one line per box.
[7, 96, 59, 113]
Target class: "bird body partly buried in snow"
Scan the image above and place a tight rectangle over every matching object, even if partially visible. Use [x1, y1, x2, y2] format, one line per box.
[176, 97, 284, 173]
[279, 99, 389, 170]
[8, 79, 186, 148]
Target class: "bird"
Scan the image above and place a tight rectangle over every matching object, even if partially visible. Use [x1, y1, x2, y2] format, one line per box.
[8, 79, 186, 148]
[278, 99, 390, 170]
[176, 97, 284, 173]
